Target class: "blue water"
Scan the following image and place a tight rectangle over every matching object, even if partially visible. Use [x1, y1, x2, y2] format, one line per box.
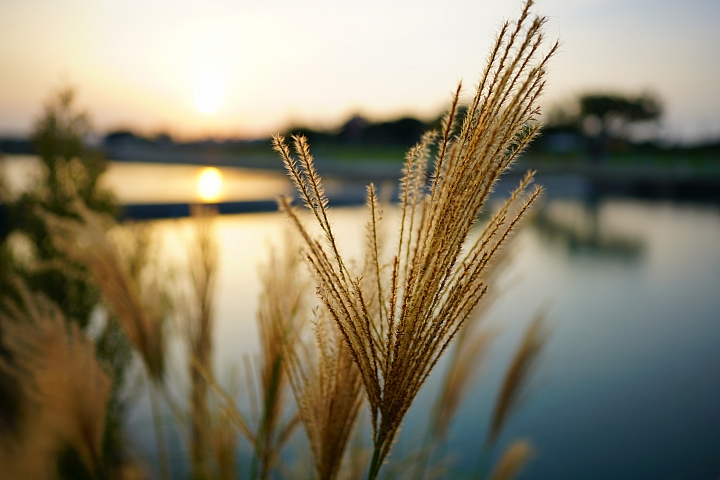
[434, 199, 720, 479]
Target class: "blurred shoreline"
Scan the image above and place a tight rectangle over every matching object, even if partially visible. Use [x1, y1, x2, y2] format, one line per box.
[2, 150, 719, 221]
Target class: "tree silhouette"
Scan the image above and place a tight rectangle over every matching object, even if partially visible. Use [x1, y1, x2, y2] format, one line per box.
[580, 93, 662, 124]
[577, 93, 662, 161]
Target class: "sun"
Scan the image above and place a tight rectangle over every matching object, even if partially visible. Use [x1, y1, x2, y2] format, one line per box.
[197, 167, 223, 202]
[194, 73, 223, 114]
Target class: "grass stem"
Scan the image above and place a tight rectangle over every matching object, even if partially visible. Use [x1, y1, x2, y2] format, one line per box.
[367, 444, 383, 480]
[149, 379, 170, 480]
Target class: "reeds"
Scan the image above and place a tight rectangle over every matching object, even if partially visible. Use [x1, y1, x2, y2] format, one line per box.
[41, 198, 172, 479]
[409, 247, 512, 480]
[290, 318, 364, 480]
[266, 233, 365, 480]
[274, 1, 556, 477]
[489, 440, 535, 480]
[248, 236, 302, 480]
[184, 205, 220, 479]
[427, 246, 513, 445]
[0, 279, 111, 479]
[488, 312, 549, 446]
[41, 200, 167, 382]
[470, 311, 550, 478]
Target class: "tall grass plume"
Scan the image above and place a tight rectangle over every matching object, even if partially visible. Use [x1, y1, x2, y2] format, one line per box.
[0, 279, 111, 479]
[274, 1, 556, 477]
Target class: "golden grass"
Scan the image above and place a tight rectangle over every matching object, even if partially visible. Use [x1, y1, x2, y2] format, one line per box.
[274, 1, 556, 477]
[488, 312, 549, 445]
[291, 307, 364, 480]
[183, 205, 220, 479]
[428, 247, 513, 446]
[209, 403, 240, 480]
[489, 439, 535, 480]
[41, 200, 167, 382]
[236, 229, 367, 480]
[432, 328, 496, 441]
[0, 279, 111, 479]
[41, 197, 172, 479]
[250, 235, 302, 480]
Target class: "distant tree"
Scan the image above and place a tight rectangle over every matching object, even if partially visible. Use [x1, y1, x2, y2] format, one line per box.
[580, 93, 662, 124]
[579, 92, 662, 138]
[286, 114, 434, 149]
[338, 114, 367, 144]
[580, 93, 662, 160]
[542, 102, 581, 131]
[362, 116, 427, 146]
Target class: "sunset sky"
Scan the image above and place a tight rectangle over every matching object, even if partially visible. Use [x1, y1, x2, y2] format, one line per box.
[0, 0, 718, 143]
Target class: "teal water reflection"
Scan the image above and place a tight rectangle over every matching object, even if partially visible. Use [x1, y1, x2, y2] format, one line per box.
[443, 199, 720, 479]
[129, 196, 719, 479]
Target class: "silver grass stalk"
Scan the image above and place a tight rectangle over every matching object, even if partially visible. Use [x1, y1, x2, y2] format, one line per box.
[489, 439, 535, 480]
[41, 200, 167, 381]
[184, 205, 219, 480]
[256, 231, 364, 480]
[274, 1, 556, 478]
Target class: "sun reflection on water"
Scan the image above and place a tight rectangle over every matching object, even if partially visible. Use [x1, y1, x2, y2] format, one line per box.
[197, 167, 223, 202]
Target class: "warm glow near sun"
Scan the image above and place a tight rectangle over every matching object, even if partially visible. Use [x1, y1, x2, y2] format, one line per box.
[194, 73, 224, 114]
[197, 167, 223, 201]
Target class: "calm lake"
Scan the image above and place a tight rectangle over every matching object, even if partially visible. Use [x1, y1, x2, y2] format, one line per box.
[2, 155, 720, 479]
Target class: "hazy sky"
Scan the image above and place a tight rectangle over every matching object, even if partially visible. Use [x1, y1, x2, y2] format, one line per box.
[1, 0, 718, 142]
